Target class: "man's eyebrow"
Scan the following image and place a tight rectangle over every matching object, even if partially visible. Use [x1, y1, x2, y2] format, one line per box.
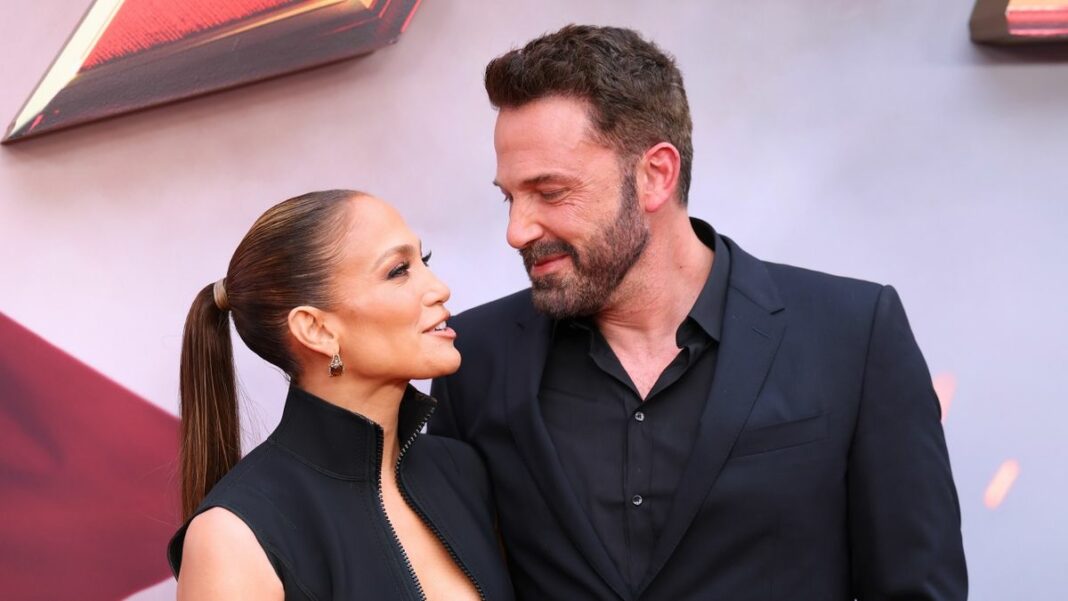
[493, 173, 572, 189]
[372, 243, 418, 270]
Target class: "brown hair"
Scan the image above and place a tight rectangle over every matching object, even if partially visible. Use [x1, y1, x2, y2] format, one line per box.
[485, 24, 694, 204]
[178, 189, 358, 520]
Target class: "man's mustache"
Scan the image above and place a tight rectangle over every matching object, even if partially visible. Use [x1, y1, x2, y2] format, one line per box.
[520, 240, 579, 273]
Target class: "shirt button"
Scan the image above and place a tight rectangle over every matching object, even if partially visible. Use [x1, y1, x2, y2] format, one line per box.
[631, 494, 644, 507]
[634, 411, 645, 422]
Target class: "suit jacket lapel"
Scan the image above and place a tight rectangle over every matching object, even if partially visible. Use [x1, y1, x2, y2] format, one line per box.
[504, 308, 630, 601]
[639, 238, 787, 592]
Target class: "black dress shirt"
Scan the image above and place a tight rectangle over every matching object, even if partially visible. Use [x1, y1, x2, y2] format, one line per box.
[539, 219, 731, 591]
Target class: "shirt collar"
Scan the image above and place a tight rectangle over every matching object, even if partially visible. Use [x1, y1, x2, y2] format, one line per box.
[269, 384, 436, 482]
[687, 217, 731, 343]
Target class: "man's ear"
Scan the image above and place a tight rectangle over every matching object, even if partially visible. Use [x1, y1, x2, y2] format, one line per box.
[287, 306, 338, 358]
[636, 142, 681, 213]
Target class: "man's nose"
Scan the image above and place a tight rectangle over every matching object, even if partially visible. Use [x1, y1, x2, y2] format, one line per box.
[506, 198, 544, 250]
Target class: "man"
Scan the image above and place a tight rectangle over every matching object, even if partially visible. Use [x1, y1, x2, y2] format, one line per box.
[430, 25, 966, 601]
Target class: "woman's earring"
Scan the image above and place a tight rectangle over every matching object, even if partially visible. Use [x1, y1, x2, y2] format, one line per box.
[329, 353, 344, 377]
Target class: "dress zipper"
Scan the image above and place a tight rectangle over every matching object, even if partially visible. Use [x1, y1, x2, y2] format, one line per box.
[396, 412, 488, 601]
[374, 427, 428, 601]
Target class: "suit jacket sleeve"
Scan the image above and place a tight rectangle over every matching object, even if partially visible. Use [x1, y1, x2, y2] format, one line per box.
[848, 285, 967, 600]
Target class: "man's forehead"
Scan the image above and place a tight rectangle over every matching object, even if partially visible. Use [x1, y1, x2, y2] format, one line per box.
[495, 98, 595, 139]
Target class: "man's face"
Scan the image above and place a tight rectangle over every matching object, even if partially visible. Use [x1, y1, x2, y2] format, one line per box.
[493, 96, 649, 319]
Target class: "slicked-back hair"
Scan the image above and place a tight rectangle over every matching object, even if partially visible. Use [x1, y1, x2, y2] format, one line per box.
[178, 189, 358, 520]
[485, 24, 694, 205]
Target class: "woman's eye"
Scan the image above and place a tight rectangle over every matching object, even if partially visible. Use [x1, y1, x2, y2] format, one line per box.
[421, 250, 432, 266]
[388, 262, 411, 279]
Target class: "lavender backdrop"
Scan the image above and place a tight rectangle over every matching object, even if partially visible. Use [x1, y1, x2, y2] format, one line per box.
[1, 1, 1065, 598]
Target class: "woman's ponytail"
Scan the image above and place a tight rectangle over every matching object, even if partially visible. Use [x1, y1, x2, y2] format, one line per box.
[178, 283, 239, 521]
[175, 189, 358, 520]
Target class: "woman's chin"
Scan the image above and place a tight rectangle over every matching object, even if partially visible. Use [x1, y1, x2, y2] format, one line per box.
[437, 349, 462, 376]
[410, 349, 461, 381]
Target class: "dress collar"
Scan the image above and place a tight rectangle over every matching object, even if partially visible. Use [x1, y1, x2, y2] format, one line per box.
[269, 385, 436, 482]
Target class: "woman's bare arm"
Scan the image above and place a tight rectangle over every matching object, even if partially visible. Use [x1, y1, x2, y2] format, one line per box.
[177, 507, 283, 601]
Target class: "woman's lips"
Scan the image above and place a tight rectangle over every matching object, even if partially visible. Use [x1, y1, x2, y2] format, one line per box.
[423, 317, 456, 340]
[425, 326, 456, 340]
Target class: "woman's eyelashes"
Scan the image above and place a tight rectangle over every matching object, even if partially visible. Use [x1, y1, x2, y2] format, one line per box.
[387, 261, 411, 279]
[387, 250, 432, 279]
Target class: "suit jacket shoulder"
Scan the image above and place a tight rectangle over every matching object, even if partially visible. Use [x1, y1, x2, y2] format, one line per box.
[452, 288, 534, 329]
[448, 288, 535, 361]
[763, 261, 885, 322]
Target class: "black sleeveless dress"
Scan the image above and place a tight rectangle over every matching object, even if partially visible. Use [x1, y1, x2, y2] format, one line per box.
[168, 385, 514, 600]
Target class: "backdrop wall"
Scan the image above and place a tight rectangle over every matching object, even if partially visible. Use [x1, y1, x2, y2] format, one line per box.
[1, 1, 1064, 599]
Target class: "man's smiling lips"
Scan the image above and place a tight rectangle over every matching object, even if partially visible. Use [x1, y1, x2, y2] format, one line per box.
[529, 253, 570, 277]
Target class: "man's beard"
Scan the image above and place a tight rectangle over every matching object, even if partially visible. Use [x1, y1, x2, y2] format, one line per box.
[520, 170, 649, 319]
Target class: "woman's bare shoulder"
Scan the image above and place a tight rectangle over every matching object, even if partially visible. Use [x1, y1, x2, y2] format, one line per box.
[177, 507, 283, 601]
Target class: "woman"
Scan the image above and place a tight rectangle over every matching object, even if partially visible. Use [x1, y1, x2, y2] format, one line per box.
[168, 190, 513, 600]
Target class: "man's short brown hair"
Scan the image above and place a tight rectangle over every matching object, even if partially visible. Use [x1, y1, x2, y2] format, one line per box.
[485, 24, 694, 205]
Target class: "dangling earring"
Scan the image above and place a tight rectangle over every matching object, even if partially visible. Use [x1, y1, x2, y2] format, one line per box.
[329, 353, 344, 377]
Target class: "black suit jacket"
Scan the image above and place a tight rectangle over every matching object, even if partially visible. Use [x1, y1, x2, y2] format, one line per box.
[430, 235, 966, 601]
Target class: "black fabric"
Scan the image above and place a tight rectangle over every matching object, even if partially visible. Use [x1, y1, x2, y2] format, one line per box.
[430, 224, 967, 601]
[167, 385, 514, 601]
[539, 222, 729, 589]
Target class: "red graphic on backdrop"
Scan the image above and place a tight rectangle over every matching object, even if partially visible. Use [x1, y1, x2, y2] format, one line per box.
[971, 0, 1068, 43]
[0, 312, 180, 600]
[3, 0, 422, 143]
[1007, 3, 1068, 37]
[83, 0, 303, 70]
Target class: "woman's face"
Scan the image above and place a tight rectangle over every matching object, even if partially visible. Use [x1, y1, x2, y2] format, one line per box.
[325, 196, 460, 382]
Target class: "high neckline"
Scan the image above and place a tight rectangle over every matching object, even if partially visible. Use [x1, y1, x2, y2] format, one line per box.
[268, 384, 436, 482]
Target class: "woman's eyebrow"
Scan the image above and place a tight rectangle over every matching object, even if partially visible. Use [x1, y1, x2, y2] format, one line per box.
[372, 244, 416, 270]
